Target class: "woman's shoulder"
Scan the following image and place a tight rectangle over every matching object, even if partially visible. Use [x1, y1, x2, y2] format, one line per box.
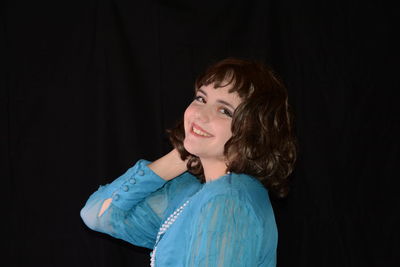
[198, 173, 273, 215]
[202, 173, 268, 197]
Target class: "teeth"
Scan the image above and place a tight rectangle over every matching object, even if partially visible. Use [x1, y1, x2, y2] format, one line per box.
[193, 126, 211, 137]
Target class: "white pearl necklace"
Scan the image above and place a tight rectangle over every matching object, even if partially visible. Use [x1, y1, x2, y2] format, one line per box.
[150, 199, 190, 267]
[149, 171, 231, 266]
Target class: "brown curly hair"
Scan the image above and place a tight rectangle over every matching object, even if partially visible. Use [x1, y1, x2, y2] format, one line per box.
[168, 57, 297, 198]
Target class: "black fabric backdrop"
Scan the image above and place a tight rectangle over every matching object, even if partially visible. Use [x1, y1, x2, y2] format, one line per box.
[2, 0, 397, 266]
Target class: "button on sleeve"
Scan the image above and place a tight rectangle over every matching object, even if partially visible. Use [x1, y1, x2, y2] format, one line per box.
[122, 185, 129, 192]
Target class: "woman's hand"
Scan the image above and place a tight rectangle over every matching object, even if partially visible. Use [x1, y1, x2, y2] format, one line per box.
[148, 149, 188, 181]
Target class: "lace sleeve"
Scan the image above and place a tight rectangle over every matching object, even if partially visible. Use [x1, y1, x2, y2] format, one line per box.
[80, 160, 193, 249]
[185, 192, 262, 266]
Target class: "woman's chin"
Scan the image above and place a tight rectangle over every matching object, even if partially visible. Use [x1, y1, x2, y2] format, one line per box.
[183, 142, 198, 157]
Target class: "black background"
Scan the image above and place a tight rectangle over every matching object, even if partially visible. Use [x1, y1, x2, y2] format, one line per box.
[2, 0, 397, 266]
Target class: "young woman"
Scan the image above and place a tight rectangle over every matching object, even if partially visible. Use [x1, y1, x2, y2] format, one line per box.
[80, 58, 297, 266]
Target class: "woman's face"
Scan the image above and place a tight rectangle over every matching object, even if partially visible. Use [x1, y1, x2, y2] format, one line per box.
[183, 83, 242, 161]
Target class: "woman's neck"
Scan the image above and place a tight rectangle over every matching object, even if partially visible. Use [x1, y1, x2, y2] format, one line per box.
[200, 158, 228, 182]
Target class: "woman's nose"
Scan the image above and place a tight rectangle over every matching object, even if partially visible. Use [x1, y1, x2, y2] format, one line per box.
[195, 106, 212, 122]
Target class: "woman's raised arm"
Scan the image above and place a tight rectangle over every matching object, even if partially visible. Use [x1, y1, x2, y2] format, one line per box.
[97, 149, 187, 216]
[80, 150, 189, 249]
[148, 149, 187, 181]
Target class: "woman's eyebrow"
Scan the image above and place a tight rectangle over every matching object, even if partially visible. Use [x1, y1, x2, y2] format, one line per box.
[197, 88, 207, 96]
[198, 88, 235, 110]
[217, 100, 235, 110]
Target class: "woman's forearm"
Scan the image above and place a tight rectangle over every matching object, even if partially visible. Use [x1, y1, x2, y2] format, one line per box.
[147, 149, 188, 181]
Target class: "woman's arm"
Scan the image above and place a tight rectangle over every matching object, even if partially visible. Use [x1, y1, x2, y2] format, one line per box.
[80, 150, 189, 249]
[148, 149, 187, 181]
[98, 149, 186, 215]
[185, 193, 267, 266]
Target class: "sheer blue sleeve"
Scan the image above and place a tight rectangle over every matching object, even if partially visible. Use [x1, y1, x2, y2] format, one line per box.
[80, 159, 186, 249]
[185, 192, 263, 266]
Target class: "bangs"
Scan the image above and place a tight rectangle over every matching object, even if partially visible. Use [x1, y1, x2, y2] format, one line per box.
[168, 57, 296, 198]
[195, 59, 256, 99]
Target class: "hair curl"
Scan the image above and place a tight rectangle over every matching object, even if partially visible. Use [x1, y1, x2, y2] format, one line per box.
[168, 58, 297, 198]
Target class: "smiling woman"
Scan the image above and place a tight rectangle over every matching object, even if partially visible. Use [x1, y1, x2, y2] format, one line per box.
[80, 58, 297, 266]
[183, 84, 242, 180]
[171, 58, 297, 197]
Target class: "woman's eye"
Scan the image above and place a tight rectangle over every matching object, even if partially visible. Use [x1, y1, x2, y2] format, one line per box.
[219, 108, 233, 117]
[194, 95, 206, 103]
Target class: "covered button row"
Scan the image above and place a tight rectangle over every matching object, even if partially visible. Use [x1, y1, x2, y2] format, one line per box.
[113, 169, 145, 201]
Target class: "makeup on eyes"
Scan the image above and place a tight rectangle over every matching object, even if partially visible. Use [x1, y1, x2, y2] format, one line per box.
[195, 89, 235, 116]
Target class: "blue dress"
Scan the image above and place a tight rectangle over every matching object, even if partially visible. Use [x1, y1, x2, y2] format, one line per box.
[80, 159, 277, 266]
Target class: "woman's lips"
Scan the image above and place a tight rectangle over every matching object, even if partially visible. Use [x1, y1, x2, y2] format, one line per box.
[191, 123, 213, 137]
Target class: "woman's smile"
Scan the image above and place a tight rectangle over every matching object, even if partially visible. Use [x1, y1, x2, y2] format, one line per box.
[183, 83, 242, 160]
[191, 123, 213, 137]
